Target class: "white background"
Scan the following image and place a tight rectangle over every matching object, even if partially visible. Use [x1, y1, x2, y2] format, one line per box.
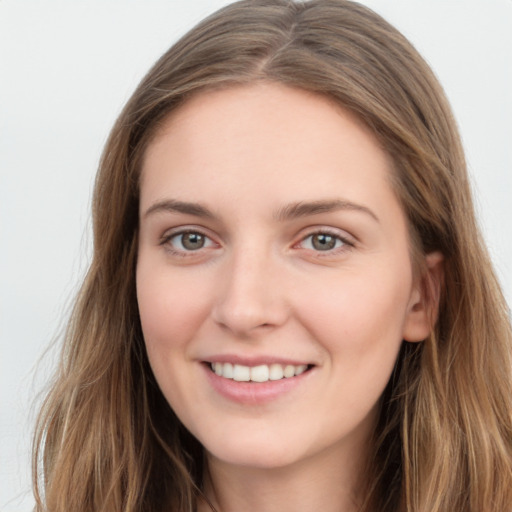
[1, 1, 511, 510]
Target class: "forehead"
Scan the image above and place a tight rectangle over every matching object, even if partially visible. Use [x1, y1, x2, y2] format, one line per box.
[139, 83, 398, 221]
[145, 83, 385, 161]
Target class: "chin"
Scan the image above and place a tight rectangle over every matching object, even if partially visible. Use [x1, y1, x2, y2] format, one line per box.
[202, 432, 306, 470]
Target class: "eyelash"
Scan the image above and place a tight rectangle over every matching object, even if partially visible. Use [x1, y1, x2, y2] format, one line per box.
[295, 229, 354, 255]
[159, 228, 217, 257]
[159, 228, 354, 257]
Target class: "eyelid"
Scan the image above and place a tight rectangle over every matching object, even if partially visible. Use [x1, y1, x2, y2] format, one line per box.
[158, 225, 355, 257]
[159, 226, 220, 255]
[293, 227, 356, 253]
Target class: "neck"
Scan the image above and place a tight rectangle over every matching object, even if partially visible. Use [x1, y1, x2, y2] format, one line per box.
[198, 441, 368, 512]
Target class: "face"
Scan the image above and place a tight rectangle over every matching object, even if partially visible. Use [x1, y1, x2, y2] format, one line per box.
[137, 83, 431, 472]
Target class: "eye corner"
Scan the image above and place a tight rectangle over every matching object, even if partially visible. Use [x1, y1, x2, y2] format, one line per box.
[159, 226, 221, 259]
[291, 227, 356, 259]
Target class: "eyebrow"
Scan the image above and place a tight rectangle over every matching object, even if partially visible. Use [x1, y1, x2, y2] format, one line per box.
[143, 198, 379, 223]
[274, 199, 379, 223]
[143, 199, 215, 219]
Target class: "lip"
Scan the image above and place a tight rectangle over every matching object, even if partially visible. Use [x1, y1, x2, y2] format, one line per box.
[204, 353, 313, 366]
[201, 360, 315, 405]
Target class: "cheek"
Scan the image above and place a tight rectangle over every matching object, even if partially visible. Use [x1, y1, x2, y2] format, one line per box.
[295, 262, 412, 375]
[136, 266, 212, 357]
[136, 265, 215, 419]
[304, 273, 408, 328]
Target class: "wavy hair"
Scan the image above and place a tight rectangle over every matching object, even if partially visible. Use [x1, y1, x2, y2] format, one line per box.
[33, 1, 512, 511]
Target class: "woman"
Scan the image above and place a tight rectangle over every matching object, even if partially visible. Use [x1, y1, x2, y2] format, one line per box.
[33, 1, 512, 511]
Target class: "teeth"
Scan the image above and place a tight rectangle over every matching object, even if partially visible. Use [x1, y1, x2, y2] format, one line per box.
[295, 364, 307, 376]
[233, 364, 250, 381]
[283, 365, 295, 378]
[223, 362, 234, 379]
[269, 363, 284, 381]
[210, 362, 310, 382]
[250, 365, 269, 382]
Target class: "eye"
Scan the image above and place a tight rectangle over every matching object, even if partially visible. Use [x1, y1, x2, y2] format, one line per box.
[299, 232, 351, 252]
[164, 230, 216, 252]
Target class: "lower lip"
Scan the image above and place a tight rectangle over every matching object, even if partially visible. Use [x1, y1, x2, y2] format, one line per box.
[202, 364, 313, 404]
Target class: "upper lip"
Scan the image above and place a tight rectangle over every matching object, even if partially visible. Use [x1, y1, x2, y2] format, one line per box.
[202, 354, 315, 366]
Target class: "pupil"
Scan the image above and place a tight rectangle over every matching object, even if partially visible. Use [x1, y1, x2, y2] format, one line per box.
[182, 233, 204, 250]
[312, 234, 336, 251]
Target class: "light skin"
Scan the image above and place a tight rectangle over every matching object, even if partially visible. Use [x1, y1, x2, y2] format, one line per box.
[136, 83, 442, 512]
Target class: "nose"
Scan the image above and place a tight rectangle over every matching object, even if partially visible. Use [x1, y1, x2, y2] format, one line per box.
[211, 247, 289, 338]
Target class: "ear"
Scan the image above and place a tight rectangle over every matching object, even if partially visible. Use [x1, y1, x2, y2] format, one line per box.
[402, 251, 444, 342]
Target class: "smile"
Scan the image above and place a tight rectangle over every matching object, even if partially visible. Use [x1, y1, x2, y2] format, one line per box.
[209, 362, 311, 382]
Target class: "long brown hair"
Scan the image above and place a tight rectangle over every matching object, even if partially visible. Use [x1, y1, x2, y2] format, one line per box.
[33, 1, 512, 511]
